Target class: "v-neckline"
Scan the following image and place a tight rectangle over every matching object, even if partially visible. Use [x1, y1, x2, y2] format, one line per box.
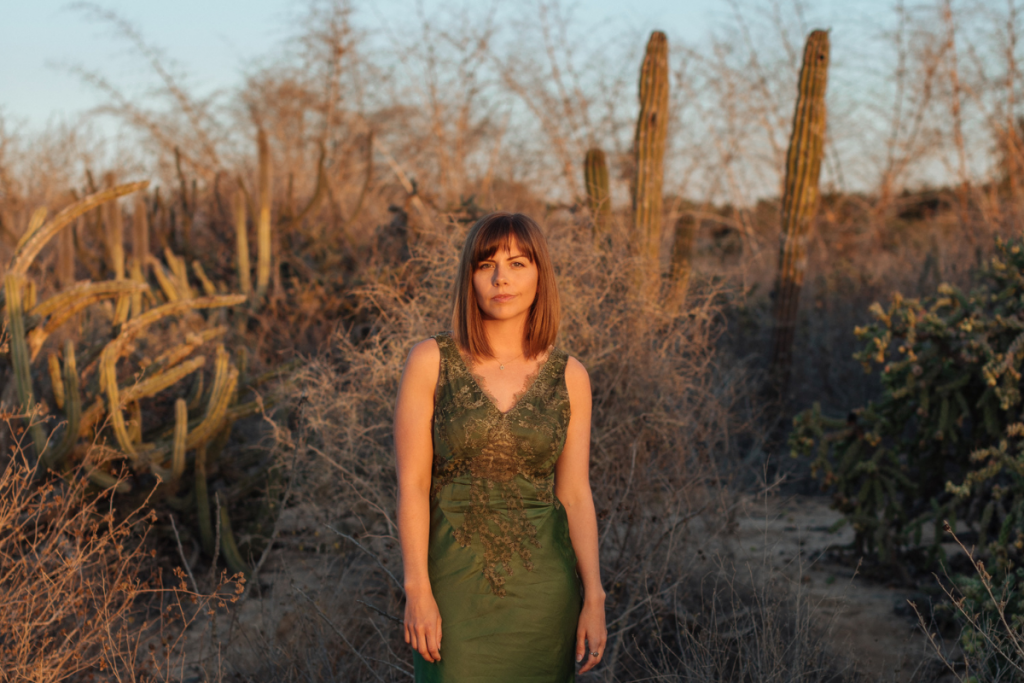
[453, 343, 554, 417]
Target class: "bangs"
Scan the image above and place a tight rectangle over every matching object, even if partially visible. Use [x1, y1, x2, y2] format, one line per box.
[470, 215, 539, 266]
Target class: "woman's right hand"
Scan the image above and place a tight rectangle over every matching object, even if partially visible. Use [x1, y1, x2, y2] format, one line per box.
[404, 587, 442, 662]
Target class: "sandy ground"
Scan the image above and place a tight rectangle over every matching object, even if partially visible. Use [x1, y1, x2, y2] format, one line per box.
[723, 493, 954, 682]
[171, 496, 961, 681]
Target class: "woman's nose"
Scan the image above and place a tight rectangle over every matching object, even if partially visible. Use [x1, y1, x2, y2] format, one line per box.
[492, 265, 509, 284]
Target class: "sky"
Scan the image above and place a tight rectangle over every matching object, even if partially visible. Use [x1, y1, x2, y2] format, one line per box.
[0, 0, 889, 133]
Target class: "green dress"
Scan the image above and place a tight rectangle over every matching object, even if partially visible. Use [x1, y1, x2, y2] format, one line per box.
[414, 333, 582, 682]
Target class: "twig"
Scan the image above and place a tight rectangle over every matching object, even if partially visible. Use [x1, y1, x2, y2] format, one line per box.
[293, 586, 391, 683]
[168, 513, 198, 593]
[325, 523, 403, 590]
[357, 599, 402, 624]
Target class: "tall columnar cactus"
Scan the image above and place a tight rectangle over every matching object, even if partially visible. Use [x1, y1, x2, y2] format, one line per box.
[633, 31, 670, 293]
[256, 129, 273, 299]
[584, 148, 611, 243]
[668, 213, 696, 308]
[769, 29, 830, 390]
[233, 188, 252, 295]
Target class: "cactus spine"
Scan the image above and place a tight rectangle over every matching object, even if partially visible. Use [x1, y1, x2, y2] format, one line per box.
[256, 129, 272, 299]
[769, 30, 830, 389]
[633, 31, 670, 293]
[233, 189, 252, 295]
[584, 148, 611, 243]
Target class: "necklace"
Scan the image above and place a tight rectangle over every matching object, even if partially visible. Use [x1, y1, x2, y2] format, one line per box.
[497, 352, 524, 370]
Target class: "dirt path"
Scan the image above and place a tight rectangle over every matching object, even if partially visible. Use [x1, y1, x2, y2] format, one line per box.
[724, 494, 951, 682]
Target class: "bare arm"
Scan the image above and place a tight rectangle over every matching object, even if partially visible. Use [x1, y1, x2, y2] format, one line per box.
[395, 338, 442, 662]
[554, 356, 607, 672]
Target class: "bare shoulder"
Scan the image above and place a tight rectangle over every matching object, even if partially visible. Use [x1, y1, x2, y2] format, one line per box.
[407, 337, 440, 365]
[403, 338, 441, 384]
[564, 355, 591, 393]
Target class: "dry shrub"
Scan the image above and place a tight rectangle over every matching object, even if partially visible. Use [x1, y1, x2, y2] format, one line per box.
[0, 440, 242, 683]
[623, 561, 862, 682]
[204, 210, 764, 680]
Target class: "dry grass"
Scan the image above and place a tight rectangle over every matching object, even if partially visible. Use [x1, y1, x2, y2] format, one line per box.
[0, 437, 243, 683]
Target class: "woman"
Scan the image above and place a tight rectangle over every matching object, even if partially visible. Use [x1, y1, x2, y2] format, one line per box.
[395, 212, 607, 681]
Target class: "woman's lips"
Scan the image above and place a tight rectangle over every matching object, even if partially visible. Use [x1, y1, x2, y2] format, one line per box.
[492, 294, 515, 303]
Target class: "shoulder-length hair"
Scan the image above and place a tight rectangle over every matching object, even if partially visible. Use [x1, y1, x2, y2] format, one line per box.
[451, 212, 560, 360]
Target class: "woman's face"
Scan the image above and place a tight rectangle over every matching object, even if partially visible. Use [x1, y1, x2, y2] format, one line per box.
[472, 237, 539, 323]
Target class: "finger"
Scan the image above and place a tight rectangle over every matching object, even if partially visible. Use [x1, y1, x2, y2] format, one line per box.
[415, 627, 435, 663]
[575, 630, 585, 663]
[436, 615, 443, 650]
[428, 629, 441, 662]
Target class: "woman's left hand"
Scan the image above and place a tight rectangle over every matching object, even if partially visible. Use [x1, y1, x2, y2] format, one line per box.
[575, 594, 607, 673]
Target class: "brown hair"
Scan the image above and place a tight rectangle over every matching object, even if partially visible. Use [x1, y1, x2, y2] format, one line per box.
[451, 212, 560, 360]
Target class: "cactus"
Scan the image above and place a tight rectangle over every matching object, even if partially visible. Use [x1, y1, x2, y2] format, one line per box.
[98, 294, 245, 460]
[47, 353, 64, 410]
[584, 148, 611, 244]
[57, 216, 76, 289]
[195, 444, 214, 555]
[633, 31, 670, 292]
[218, 493, 251, 579]
[3, 182, 147, 285]
[171, 398, 188, 481]
[44, 339, 81, 469]
[769, 30, 830, 389]
[793, 238, 1024, 564]
[16, 208, 48, 253]
[132, 192, 150, 272]
[256, 128, 273, 299]
[233, 188, 252, 295]
[5, 273, 47, 460]
[667, 212, 696, 308]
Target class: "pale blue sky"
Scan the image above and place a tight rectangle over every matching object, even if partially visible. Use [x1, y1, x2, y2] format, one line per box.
[1, 0, 887, 132]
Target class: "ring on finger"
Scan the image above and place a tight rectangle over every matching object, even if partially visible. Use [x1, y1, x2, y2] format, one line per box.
[591, 651, 599, 657]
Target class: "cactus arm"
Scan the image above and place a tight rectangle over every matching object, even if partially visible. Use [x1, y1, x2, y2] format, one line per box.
[164, 247, 195, 300]
[5, 182, 148, 285]
[191, 260, 217, 296]
[15, 207, 48, 255]
[132, 192, 150, 269]
[148, 255, 181, 303]
[233, 188, 252, 295]
[195, 445, 214, 556]
[633, 31, 670, 292]
[48, 353, 65, 410]
[256, 128, 273, 299]
[96, 295, 245, 459]
[172, 398, 188, 481]
[44, 339, 82, 470]
[5, 274, 47, 460]
[769, 30, 830, 388]
[121, 356, 207, 405]
[28, 280, 148, 320]
[218, 495, 251, 580]
[129, 258, 146, 319]
[27, 281, 149, 361]
[148, 326, 226, 373]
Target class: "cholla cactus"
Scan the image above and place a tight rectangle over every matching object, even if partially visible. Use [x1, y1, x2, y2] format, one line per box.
[793, 238, 1024, 566]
